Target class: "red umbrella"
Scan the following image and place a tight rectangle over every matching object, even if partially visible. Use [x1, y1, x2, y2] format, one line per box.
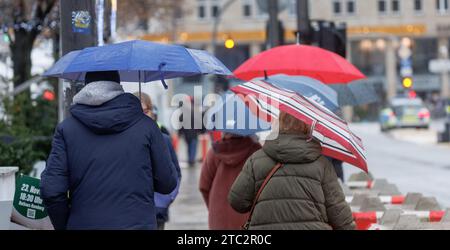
[233, 44, 366, 84]
[231, 79, 368, 172]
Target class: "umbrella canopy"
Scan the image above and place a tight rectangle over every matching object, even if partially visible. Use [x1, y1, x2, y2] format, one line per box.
[233, 44, 365, 84]
[205, 75, 339, 135]
[44, 40, 232, 85]
[204, 92, 271, 136]
[329, 82, 379, 106]
[231, 79, 368, 172]
[262, 74, 339, 112]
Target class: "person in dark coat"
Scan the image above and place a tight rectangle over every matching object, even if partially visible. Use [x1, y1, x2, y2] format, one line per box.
[178, 97, 203, 167]
[40, 71, 177, 230]
[133, 92, 181, 230]
[199, 133, 261, 229]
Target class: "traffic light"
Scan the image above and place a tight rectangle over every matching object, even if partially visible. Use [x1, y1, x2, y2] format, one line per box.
[224, 38, 235, 49]
[42, 90, 55, 101]
[407, 90, 417, 99]
[402, 77, 413, 89]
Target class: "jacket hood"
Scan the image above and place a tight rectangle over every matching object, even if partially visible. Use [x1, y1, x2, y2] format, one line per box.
[70, 93, 144, 134]
[73, 81, 125, 106]
[263, 133, 322, 164]
[212, 136, 261, 167]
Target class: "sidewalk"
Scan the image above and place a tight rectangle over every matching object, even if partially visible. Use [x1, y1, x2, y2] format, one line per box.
[165, 136, 209, 230]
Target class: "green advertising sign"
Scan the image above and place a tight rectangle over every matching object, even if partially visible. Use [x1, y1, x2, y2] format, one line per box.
[13, 175, 48, 220]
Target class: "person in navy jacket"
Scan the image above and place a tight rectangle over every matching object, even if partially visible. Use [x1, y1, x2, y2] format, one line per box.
[41, 71, 177, 230]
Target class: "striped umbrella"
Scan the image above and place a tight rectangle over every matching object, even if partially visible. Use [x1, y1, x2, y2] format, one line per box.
[231, 79, 368, 172]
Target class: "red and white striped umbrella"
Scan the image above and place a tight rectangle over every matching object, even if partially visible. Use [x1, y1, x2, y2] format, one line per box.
[231, 79, 368, 172]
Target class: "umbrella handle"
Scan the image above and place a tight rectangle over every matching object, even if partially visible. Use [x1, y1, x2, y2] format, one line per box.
[159, 63, 168, 89]
[307, 120, 317, 142]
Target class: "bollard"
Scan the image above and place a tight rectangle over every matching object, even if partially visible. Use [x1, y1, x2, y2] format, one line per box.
[0, 167, 19, 230]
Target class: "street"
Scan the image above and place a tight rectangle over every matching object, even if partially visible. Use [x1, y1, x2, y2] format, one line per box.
[166, 121, 450, 229]
[345, 121, 450, 207]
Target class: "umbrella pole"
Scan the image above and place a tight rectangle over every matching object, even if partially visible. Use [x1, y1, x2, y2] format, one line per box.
[138, 71, 142, 101]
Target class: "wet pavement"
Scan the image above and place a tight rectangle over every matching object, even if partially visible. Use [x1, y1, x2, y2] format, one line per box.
[165, 137, 209, 230]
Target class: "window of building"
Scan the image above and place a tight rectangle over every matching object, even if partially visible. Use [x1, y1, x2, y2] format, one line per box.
[243, 1, 252, 17]
[378, 0, 387, 14]
[412, 38, 438, 74]
[211, 5, 219, 18]
[414, 0, 423, 12]
[333, 1, 342, 14]
[197, 0, 206, 19]
[437, 0, 449, 14]
[391, 0, 400, 13]
[198, 5, 206, 18]
[351, 40, 386, 77]
[347, 0, 356, 14]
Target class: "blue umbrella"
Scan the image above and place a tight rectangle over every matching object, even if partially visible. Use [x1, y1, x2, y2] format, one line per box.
[328, 82, 379, 106]
[261, 74, 339, 112]
[205, 92, 271, 136]
[43, 40, 232, 88]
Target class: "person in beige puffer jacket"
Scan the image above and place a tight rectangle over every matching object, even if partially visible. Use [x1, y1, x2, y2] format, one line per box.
[228, 111, 355, 230]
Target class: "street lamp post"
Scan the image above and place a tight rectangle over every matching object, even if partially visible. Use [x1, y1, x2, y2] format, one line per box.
[211, 0, 236, 56]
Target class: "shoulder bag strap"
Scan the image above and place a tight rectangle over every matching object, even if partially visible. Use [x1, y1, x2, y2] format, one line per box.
[242, 162, 283, 230]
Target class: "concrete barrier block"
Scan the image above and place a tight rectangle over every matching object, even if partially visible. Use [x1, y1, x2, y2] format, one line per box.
[418, 222, 450, 230]
[393, 215, 421, 230]
[379, 209, 402, 225]
[339, 179, 353, 196]
[441, 208, 450, 222]
[359, 197, 386, 212]
[403, 193, 423, 206]
[415, 197, 441, 211]
[371, 179, 388, 190]
[351, 189, 380, 197]
[378, 184, 402, 196]
[348, 172, 373, 182]
[350, 194, 370, 207]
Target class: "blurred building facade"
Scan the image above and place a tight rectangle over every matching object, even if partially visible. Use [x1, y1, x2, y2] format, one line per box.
[140, 0, 450, 118]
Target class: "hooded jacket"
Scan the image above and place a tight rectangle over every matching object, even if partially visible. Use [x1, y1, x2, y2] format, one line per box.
[199, 136, 261, 229]
[41, 81, 177, 230]
[228, 133, 355, 230]
[154, 133, 182, 223]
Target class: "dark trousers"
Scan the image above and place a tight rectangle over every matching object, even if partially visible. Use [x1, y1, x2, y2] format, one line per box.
[157, 220, 165, 230]
[187, 138, 198, 165]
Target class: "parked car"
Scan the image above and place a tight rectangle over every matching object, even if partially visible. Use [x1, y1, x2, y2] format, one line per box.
[379, 97, 430, 132]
